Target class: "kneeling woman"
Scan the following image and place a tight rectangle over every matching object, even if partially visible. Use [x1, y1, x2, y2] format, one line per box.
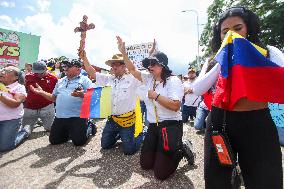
[0, 66, 30, 152]
[116, 36, 194, 180]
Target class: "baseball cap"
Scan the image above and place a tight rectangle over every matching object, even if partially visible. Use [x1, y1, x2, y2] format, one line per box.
[32, 60, 47, 74]
[61, 59, 82, 68]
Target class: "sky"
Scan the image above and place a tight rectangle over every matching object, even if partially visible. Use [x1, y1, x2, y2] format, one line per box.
[0, 0, 213, 75]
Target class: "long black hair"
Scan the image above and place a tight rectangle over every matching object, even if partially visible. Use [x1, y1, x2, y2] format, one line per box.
[161, 67, 173, 87]
[211, 7, 264, 53]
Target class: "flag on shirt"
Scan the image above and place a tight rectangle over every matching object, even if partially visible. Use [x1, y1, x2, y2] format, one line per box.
[213, 31, 284, 110]
[80, 86, 112, 118]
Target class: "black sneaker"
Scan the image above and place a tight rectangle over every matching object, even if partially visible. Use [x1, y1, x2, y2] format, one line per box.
[182, 140, 195, 165]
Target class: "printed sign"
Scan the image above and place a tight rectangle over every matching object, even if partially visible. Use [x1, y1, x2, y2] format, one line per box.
[126, 42, 153, 70]
[0, 28, 40, 68]
[269, 103, 284, 127]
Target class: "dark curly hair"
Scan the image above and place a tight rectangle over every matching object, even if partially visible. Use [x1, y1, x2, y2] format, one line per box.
[211, 7, 265, 53]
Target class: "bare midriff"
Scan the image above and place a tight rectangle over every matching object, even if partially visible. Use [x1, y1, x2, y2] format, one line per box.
[214, 97, 268, 111]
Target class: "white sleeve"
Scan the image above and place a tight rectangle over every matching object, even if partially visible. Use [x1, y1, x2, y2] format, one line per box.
[267, 45, 284, 67]
[96, 72, 111, 86]
[198, 59, 210, 77]
[192, 64, 220, 95]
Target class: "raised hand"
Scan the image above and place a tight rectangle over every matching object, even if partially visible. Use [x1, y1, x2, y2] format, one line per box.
[149, 39, 156, 56]
[116, 36, 126, 55]
[78, 49, 87, 61]
[30, 83, 43, 95]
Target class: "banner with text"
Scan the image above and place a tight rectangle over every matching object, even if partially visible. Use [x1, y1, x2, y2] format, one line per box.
[0, 28, 40, 69]
[126, 42, 153, 70]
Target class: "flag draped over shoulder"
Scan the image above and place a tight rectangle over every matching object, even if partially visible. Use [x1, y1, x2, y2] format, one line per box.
[213, 31, 284, 110]
[80, 86, 112, 118]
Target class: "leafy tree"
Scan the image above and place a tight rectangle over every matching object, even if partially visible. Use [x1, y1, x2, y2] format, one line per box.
[200, 0, 284, 59]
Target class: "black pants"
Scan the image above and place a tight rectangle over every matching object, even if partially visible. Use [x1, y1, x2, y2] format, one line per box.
[204, 107, 283, 189]
[49, 117, 89, 146]
[140, 120, 184, 180]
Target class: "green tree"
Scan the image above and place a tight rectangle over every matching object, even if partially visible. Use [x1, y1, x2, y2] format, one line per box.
[200, 0, 284, 58]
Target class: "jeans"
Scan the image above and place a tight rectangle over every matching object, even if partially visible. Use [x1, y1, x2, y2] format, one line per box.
[194, 106, 209, 130]
[0, 118, 29, 152]
[140, 101, 149, 133]
[101, 118, 143, 155]
[182, 105, 197, 123]
[23, 104, 55, 131]
[276, 127, 284, 146]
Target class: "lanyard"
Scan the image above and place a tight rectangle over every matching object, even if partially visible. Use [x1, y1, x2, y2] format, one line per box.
[153, 79, 159, 125]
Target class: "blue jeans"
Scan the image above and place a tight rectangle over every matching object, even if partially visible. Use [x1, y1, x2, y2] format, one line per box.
[0, 118, 28, 152]
[276, 127, 284, 146]
[101, 118, 143, 155]
[182, 105, 197, 123]
[140, 101, 149, 126]
[194, 106, 209, 130]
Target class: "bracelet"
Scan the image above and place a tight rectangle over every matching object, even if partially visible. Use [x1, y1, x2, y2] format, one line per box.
[155, 94, 160, 101]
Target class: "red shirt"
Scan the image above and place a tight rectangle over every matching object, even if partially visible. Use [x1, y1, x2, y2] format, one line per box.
[25, 73, 58, 109]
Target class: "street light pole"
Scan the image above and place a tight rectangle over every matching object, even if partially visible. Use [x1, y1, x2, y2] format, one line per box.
[181, 9, 200, 68]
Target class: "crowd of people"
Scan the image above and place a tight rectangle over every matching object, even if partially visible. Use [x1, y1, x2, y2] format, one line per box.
[0, 6, 283, 189]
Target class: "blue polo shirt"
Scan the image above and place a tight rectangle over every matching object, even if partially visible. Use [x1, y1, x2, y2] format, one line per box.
[52, 74, 93, 118]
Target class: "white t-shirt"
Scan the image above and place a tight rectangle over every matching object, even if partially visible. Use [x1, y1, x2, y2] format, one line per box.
[183, 81, 201, 107]
[96, 72, 141, 115]
[141, 72, 183, 123]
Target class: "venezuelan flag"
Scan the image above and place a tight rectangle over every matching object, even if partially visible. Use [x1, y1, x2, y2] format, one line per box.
[80, 86, 143, 137]
[80, 86, 112, 118]
[213, 31, 284, 110]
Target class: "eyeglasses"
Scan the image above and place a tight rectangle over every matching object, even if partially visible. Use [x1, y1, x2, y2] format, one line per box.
[219, 7, 245, 20]
[1, 69, 15, 75]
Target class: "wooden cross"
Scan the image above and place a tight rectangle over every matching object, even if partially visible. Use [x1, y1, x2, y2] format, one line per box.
[74, 15, 95, 57]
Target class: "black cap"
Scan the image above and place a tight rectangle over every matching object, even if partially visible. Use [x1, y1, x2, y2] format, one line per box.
[61, 59, 82, 68]
[142, 51, 169, 70]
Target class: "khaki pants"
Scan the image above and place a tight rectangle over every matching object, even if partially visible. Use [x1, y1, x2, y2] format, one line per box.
[22, 104, 55, 131]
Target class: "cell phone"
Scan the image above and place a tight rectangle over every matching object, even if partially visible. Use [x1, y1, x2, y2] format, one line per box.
[74, 84, 83, 91]
[211, 131, 234, 166]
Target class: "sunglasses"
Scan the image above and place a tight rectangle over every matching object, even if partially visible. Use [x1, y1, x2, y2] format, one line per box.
[149, 60, 159, 67]
[219, 7, 245, 20]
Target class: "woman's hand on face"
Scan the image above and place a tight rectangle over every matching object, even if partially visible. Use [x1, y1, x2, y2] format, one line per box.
[30, 83, 43, 95]
[116, 36, 126, 55]
[148, 90, 158, 100]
